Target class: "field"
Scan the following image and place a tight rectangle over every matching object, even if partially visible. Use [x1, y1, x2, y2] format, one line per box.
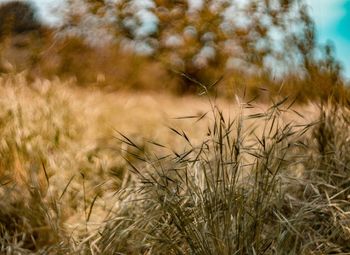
[0, 73, 350, 254]
[1, 0, 350, 253]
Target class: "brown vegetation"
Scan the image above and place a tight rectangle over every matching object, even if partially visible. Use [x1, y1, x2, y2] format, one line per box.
[0, 74, 349, 254]
[0, 0, 350, 254]
[0, 0, 348, 100]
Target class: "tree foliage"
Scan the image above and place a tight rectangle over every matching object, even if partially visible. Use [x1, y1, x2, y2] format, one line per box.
[1, 0, 343, 98]
[64, 0, 341, 92]
[0, 1, 42, 39]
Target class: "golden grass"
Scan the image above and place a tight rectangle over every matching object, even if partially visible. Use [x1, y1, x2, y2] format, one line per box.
[1, 73, 348, 254]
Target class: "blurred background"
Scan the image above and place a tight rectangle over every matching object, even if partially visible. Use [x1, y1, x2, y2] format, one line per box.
[0, 0, 348, 101]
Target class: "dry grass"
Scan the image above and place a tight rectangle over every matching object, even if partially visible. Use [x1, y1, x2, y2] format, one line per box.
[0, 73, 348, 254]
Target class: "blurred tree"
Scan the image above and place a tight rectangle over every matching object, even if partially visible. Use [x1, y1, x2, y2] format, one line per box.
[57, 0, 346, 96]
[0, 1, 47, 73]
[0, 1, 62, 78]
[0, 1, 42, 39]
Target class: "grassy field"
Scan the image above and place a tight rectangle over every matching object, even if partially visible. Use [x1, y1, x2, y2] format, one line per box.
[0, 73, 349, 254]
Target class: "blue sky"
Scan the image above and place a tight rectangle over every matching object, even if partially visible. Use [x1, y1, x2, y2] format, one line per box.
[0, 0, 349, 78]
[306, 0, 350, 78]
